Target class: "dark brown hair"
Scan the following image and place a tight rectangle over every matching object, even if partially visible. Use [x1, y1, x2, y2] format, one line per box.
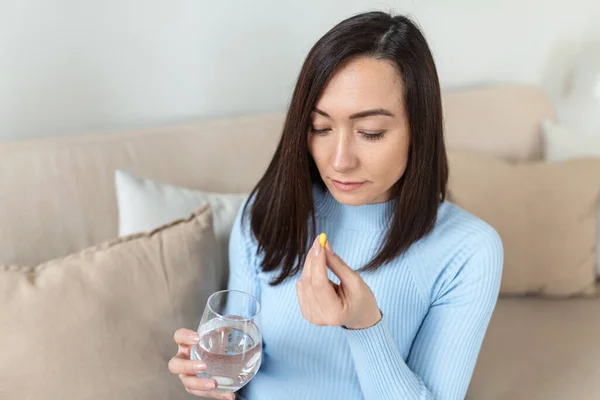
[244, 11, 447, 285]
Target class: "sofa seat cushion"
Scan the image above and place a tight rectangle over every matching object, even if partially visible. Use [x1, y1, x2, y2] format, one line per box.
[468, 297, 600, 399]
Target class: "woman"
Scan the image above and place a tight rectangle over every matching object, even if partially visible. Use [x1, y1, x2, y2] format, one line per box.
[168, 10, 503, 400]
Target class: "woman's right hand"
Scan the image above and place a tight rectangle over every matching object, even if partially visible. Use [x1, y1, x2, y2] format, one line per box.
[168, 328, 235, 400]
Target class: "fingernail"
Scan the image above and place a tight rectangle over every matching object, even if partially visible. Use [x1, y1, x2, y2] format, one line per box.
[204, 380, 217, 390]
[325, 240, 332, 253]
[188, 333, 200, 343]
[312, 236, 321, 256]
[193, 362, 206, 372]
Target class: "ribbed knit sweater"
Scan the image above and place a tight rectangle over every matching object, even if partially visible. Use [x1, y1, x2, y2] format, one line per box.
[228, 185, 503, 400]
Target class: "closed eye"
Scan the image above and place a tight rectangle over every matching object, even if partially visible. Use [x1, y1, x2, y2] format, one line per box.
[360, 131, 386, 140]
[310, 127, 331, 135]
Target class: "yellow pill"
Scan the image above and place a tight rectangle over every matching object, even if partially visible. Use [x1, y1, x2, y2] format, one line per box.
[319, 233, 327, 247]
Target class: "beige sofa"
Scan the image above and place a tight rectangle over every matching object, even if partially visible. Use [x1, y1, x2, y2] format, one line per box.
[1, 84, 599, 399]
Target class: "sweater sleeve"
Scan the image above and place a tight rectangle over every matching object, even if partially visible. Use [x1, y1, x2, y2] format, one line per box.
[344, 229, 503, 400]
[226, 199, 262, 304]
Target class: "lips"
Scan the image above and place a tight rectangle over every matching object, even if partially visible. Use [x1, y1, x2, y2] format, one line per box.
[331, 180, 365, 192]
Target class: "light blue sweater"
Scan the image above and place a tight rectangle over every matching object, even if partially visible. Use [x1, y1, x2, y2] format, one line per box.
[228, 185, 503, 400]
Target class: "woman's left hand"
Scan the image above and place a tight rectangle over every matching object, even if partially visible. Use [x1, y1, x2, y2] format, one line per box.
[296, 234, 382, 330]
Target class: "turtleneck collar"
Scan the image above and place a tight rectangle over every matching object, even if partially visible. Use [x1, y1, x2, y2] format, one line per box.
[312, 184, 396, 232]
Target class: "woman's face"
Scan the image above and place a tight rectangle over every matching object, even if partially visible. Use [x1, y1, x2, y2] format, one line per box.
[308, 56, 410, 205]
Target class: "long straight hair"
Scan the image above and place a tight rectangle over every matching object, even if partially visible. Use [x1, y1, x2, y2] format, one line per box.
[244, 11, 447, 286]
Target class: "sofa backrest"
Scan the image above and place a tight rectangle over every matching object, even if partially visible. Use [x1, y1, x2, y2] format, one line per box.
[0, 84, 556, 266]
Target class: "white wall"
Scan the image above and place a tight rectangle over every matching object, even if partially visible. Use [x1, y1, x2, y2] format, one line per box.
[0, 0, 598, 141]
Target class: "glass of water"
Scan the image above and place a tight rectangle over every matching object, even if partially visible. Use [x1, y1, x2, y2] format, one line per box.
[190, 289, 262, 394]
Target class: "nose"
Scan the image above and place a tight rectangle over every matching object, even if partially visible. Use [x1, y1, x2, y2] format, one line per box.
[331, 132, 358, 173]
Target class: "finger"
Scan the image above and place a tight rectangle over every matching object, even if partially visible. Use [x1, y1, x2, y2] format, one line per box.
[298, 235, 331, 325]
[325, 242, 360, 286]
[301, 236, 322, 280]
[174, 328, 200, 347]
[312, 282, 343, 325]
[309, 234, 342, 324]
[296, 280, 313, 321]
[309, 245, 343, 322]
[185, 388, 235, 399]
[303, 281, 327, 324]
[168, 357, 207, 375]
[179, 374, 219, 392]
[310, 234, 329, 284]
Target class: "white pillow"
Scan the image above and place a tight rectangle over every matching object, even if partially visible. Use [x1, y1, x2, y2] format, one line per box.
[114, 170, 248, 283]
[542, 120, 600, 277]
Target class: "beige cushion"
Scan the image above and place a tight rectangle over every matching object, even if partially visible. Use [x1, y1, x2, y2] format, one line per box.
[468, 297, 600, 399]
[443, 84, 557, 162]
[0, 205, 220, 400]
[447, 150, 600, 297]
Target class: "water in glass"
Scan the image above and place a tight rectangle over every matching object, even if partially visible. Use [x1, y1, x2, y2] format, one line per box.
[190, 290, 262, 393]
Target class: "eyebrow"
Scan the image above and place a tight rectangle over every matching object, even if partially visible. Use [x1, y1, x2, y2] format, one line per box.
[312, 107, 395, 120]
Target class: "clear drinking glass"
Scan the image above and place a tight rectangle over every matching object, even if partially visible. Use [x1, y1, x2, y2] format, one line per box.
[190, 290, 262, 394]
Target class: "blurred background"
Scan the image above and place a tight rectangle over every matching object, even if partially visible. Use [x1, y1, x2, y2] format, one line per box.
[1, 0, 599, 141]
